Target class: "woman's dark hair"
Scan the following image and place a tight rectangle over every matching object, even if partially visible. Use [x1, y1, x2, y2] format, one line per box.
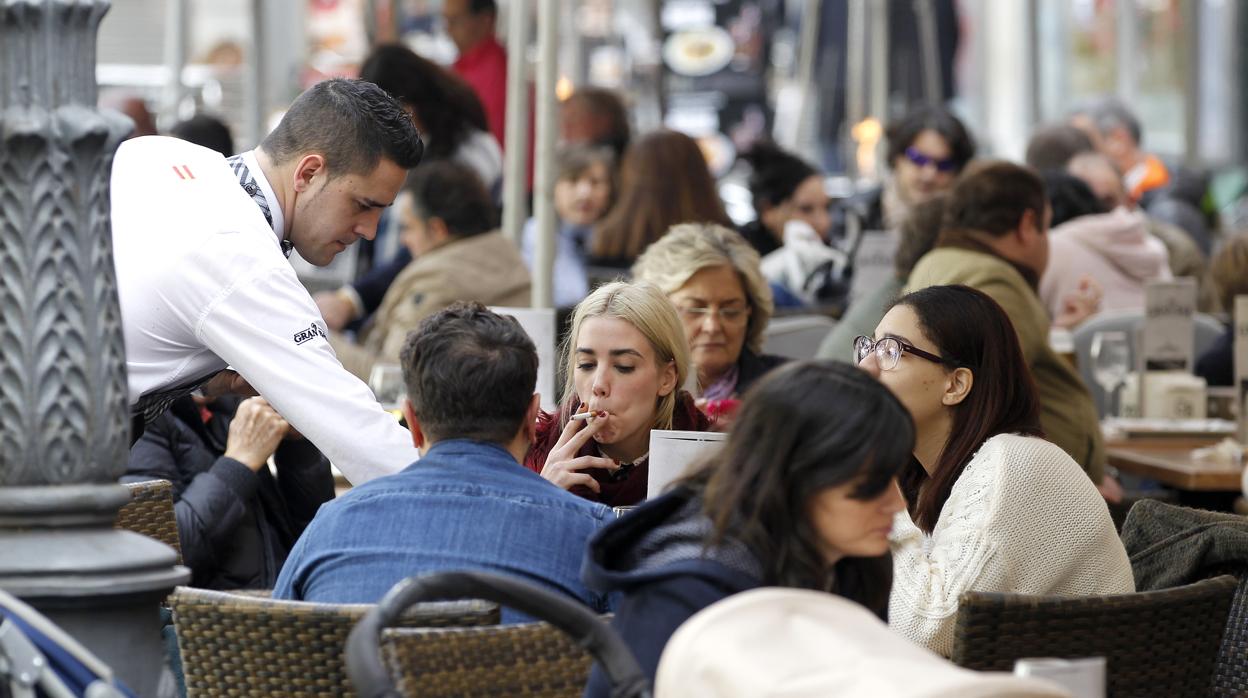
[561, 87, 632, 159]
[886, 106, 976, 174]
[589, 130, 733, 263]
[405, 159, 496, 237]
[741, 141, 818, 222]
[890, 285, 1043, 533]
[686, 360, 915, 615]
[360, 43, 490, 160]
[894, 194, 947, 278]
[1042, 170, 1105, 227]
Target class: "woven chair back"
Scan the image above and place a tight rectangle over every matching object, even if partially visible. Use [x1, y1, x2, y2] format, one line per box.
[116, 479, 182, 564]
[169, 586, 499, 697]
[951, 575, 1237, 697]
[380, 621, 594, 697]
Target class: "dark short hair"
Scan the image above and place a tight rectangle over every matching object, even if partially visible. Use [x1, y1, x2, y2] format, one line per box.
[468, 0, 497, 14]
[360, 44, 489, 160]
[400, 302, 537, 444]
[405, 160, 496, 238]
[1025, 123, 1094, 171]
[260, 78, 424, 176]
[890, 285, 1043, 533]
[741, 141, 819, 217]
[894, 194, 947, 278]
[1042, 170, 1105, 227]
[944, 160, 1047, 237]
[886, 106, 976, 174]
[171, 114, 234, 157]
[689, 360, 914, 617]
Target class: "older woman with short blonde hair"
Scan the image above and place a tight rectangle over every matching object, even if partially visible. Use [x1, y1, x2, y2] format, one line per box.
[633, 223, 787, 401]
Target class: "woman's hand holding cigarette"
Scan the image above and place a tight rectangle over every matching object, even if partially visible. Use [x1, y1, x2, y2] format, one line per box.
[540, 412, 619, 493]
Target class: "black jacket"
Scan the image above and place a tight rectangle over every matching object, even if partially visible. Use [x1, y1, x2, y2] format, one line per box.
[581, 488, 762, 696]
[124, 397, 334, 590]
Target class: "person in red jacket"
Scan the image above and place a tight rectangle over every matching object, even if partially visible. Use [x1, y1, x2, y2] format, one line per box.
[443, 0, 507, 149]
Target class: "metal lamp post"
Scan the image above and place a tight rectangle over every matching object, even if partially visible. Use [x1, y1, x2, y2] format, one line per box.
[0, 1, 189, 695]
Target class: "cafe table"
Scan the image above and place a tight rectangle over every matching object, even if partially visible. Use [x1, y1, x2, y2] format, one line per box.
[1105, 438, 1243, 492]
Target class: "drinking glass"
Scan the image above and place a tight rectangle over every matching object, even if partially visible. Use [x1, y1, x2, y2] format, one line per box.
[1091, 331, 1131, 417]
[368, 364, 406, 414]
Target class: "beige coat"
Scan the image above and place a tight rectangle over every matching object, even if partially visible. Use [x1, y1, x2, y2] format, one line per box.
[331, 230, 531, 381]
[906, 247, 1104, 483]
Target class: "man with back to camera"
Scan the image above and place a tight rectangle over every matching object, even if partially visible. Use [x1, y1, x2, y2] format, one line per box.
[110, 78, 424, 485]
[274, 303, 613, 621]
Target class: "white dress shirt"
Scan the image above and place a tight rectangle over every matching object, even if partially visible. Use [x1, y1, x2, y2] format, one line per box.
[111, 136, 416, 485]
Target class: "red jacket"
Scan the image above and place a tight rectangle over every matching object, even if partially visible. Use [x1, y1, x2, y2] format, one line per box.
[524, 392, 711, 507]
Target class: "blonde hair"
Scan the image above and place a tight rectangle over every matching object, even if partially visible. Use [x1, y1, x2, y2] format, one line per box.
[631, 223, 774, 354]
[561, 281, 690, 430]
[1211, 232, 1248, 313]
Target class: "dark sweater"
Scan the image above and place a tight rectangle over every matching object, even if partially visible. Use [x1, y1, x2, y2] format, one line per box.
[580, 489, 762, 696]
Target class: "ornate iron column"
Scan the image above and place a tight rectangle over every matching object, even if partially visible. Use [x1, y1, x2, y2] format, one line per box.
[0, 1, 189, 695]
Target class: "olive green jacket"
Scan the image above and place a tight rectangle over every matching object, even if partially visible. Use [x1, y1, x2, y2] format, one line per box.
[906, 247, 1104, 483]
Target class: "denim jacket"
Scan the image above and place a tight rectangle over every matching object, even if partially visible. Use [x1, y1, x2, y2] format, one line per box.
[274, 439, 614, 620]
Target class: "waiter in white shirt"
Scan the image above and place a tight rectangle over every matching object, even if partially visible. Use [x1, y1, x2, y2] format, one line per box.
[111, 78, 424, 485]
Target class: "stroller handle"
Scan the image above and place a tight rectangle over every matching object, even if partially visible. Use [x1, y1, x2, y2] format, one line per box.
[346, 570, 652, 698]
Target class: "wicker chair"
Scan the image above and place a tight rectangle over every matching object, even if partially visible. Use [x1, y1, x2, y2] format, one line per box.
[380, 621, 593, 697]
[951, 575, 1238, 698]
[169, 586, 500, 697]
[116, 479, 182, 563]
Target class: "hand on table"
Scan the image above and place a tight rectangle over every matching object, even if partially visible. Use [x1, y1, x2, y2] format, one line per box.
[224, 397, 290, 472]
[540, 413, 619, 493]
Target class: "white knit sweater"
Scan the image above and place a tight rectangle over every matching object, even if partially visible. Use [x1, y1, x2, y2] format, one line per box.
[889, 433, 1135, 656]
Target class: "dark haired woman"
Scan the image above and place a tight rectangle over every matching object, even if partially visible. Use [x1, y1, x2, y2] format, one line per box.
[738, 141, 830, 257]
[581, 360, 912, 694]
[855, 285, 1132, 657]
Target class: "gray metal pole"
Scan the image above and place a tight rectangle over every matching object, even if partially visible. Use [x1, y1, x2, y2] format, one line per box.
[531, 0, 559, 309]
[914, 0, 942, 106]
[501, 0, 531, 244]
[0, 1, 189, 694]
[245, 0, 265, 148]
[162, 0, 189, 126]
[869, 0, 889, 173]
[1115, 1, 1138, 106]
[1181, 0, 1200, 166]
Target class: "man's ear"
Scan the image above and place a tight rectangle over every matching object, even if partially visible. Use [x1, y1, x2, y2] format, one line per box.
[292, 153, 326, 193]
[1015, 208, 1038, 244]
[942, 367, 974, 407]
[402, 398, 426, 450]
[657, 360, 678, 398]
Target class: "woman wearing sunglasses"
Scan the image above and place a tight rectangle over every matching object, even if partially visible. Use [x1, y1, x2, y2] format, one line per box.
[855, 284, 1133, 657]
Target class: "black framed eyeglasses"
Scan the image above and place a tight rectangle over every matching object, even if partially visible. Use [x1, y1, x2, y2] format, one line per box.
[853, 335, 954, 371]
[903, 146, 958, 173]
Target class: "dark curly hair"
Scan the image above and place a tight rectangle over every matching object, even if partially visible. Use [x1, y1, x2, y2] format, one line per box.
[886, 106, 975, 174]
[360, 44, 490, 161]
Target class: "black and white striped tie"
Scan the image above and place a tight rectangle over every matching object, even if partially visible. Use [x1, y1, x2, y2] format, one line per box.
[227, 154, 292, 256]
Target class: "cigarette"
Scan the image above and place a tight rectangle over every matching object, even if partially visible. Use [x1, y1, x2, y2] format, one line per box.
[571, 410, 603, 421]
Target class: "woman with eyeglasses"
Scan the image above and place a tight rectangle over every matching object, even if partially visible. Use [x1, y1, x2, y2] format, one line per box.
[855, 284, 1133, 657]
[581, 360, 912, 695]
[525, 282, 710, 506]
[632, 224, 788, 419]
